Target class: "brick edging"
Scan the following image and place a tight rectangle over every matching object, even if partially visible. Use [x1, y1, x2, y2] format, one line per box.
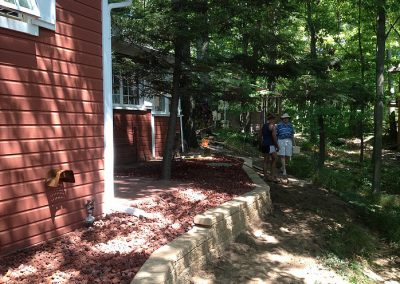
[131, 160, 272, 284]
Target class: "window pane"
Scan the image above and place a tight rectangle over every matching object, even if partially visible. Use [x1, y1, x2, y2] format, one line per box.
[112, 94, 120, 105]
[18, 0, 31, 9]
[112, 76, 120, 95]
[155, 96, 165, 112]
[0, 0, 40, 17]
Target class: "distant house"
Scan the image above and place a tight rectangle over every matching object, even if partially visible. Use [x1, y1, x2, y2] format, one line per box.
[112, 40, 181, 165]
[0, 0, 177, 256]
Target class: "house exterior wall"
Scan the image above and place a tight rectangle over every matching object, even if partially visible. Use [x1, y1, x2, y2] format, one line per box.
[113, 112, 181, 164]
[0, 0, 104, 255]
[154, 116, 169, 157]
[154, 116, 181, 158]
[113, 109, 152, 164]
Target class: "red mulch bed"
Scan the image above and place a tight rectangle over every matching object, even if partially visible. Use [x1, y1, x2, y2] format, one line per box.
[1, 155, 254, 284]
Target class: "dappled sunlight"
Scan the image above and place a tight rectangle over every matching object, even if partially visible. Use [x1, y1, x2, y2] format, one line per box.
[279, 226, 296, 235]
[252, 229, 279, 244]
[0, 0, 104, 257]
[5, 264, 37, 278]
[93, 238, 145, 254]
[48, 271, 78, 284]
[175, 187, 207, 202]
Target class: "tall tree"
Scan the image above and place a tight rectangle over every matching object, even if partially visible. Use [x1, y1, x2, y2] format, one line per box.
[372, 0, 386, 193]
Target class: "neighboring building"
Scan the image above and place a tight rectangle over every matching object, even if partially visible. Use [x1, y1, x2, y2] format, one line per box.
[0, 0, 104, 256]
[112, 40, 181, 165]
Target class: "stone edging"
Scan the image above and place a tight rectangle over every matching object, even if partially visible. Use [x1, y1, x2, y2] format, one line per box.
[131, 159, 271, 284]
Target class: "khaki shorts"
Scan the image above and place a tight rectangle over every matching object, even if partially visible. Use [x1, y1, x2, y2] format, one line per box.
[278, 138, 292, 156]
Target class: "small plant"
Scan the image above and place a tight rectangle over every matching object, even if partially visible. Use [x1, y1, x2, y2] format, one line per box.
[325, 223, 377, 259]
[322, 223, 378, 284]
[287, 155, 315, 179]
[321, 253, 374, 284]
[214, 128, 260, 156]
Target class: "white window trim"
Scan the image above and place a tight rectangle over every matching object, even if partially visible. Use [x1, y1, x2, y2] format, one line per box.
[151, 95, 170, 116]
[32, 0, 55, 30]
[0, 0, 40, 17]
[0, 14, 38, 35]
[112, 75, 148, 110]
[0, 0, 55, 35]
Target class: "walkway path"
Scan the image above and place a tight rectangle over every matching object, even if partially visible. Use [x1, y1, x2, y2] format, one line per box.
[190, 170, 400, 283]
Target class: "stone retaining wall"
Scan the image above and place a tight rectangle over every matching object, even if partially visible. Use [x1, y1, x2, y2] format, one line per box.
[131, 161, 271, 284]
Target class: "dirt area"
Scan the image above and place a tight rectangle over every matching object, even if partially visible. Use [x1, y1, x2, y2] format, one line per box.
[1, 151, 398, 284]
[190, 175, 400, 284]
[0, 155, 253, 284]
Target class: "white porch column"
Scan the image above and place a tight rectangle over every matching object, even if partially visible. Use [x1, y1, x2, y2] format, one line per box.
[102, 0, 132, 214]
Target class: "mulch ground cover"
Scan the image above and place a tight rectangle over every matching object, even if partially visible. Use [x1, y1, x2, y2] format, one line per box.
[0, 155, 254, 284]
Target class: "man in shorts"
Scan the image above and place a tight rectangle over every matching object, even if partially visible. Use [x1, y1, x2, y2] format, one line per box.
[276, 113, 294, 177]
[260, 114, 279, 182]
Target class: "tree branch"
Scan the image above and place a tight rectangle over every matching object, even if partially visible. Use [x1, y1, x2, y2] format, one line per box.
[385, 15, 400, 40]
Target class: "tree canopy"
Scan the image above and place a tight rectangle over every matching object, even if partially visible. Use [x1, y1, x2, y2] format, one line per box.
[111, 0, 400, 184]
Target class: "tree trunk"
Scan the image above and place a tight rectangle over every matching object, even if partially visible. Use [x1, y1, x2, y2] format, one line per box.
[360, 104, 365, 163]
[318, 114, 326, 169]
[306, 0, 317, 59]
[182, 96, 198, 148]
[161, 46, 182, 180]
[180, 0, 208, 149]
[372, 0, 385, 193]
[161, 0, 185, 180]
[306, 1, 318, 146]
[398, 97, 400, 149]
[309, 106, 318, 144]
[357, 0, 366, 163]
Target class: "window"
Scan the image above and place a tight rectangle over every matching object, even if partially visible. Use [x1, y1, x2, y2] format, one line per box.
[0, 0, 40, 17]
[0, 0, 55, 35]
[0, 7, 19, 17]
[154, 95, 166, 112]
[113, 75, 142, 107]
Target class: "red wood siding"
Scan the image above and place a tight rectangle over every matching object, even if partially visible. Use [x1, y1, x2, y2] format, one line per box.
[154, 116, 181, 158]
[0, 0, 103, 256]
[113, 110, 152, 165]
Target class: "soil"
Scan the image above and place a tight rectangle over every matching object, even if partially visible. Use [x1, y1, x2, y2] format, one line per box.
[190, 173, 400, 284]
[0, 155, 253, 284]
[1, 151, 399, 284]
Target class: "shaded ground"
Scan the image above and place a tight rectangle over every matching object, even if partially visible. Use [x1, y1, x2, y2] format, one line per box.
[0, 155, 253, 284]
[191, 173, 400, 284]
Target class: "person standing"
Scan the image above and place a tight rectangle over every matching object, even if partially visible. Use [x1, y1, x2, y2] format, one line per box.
[277, 113, 295, 177]
[260, 114, 279, 182]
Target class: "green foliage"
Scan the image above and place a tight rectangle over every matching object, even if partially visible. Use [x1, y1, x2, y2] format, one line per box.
[214, 128, 260, 157]
[321, 254, 374, 284]
[382, 165, 400, 195]
[288, 140, 400, 245]
[326, 223, 377, 259]
[286, 154, 315, 179]
[309, 166, 400, 243]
